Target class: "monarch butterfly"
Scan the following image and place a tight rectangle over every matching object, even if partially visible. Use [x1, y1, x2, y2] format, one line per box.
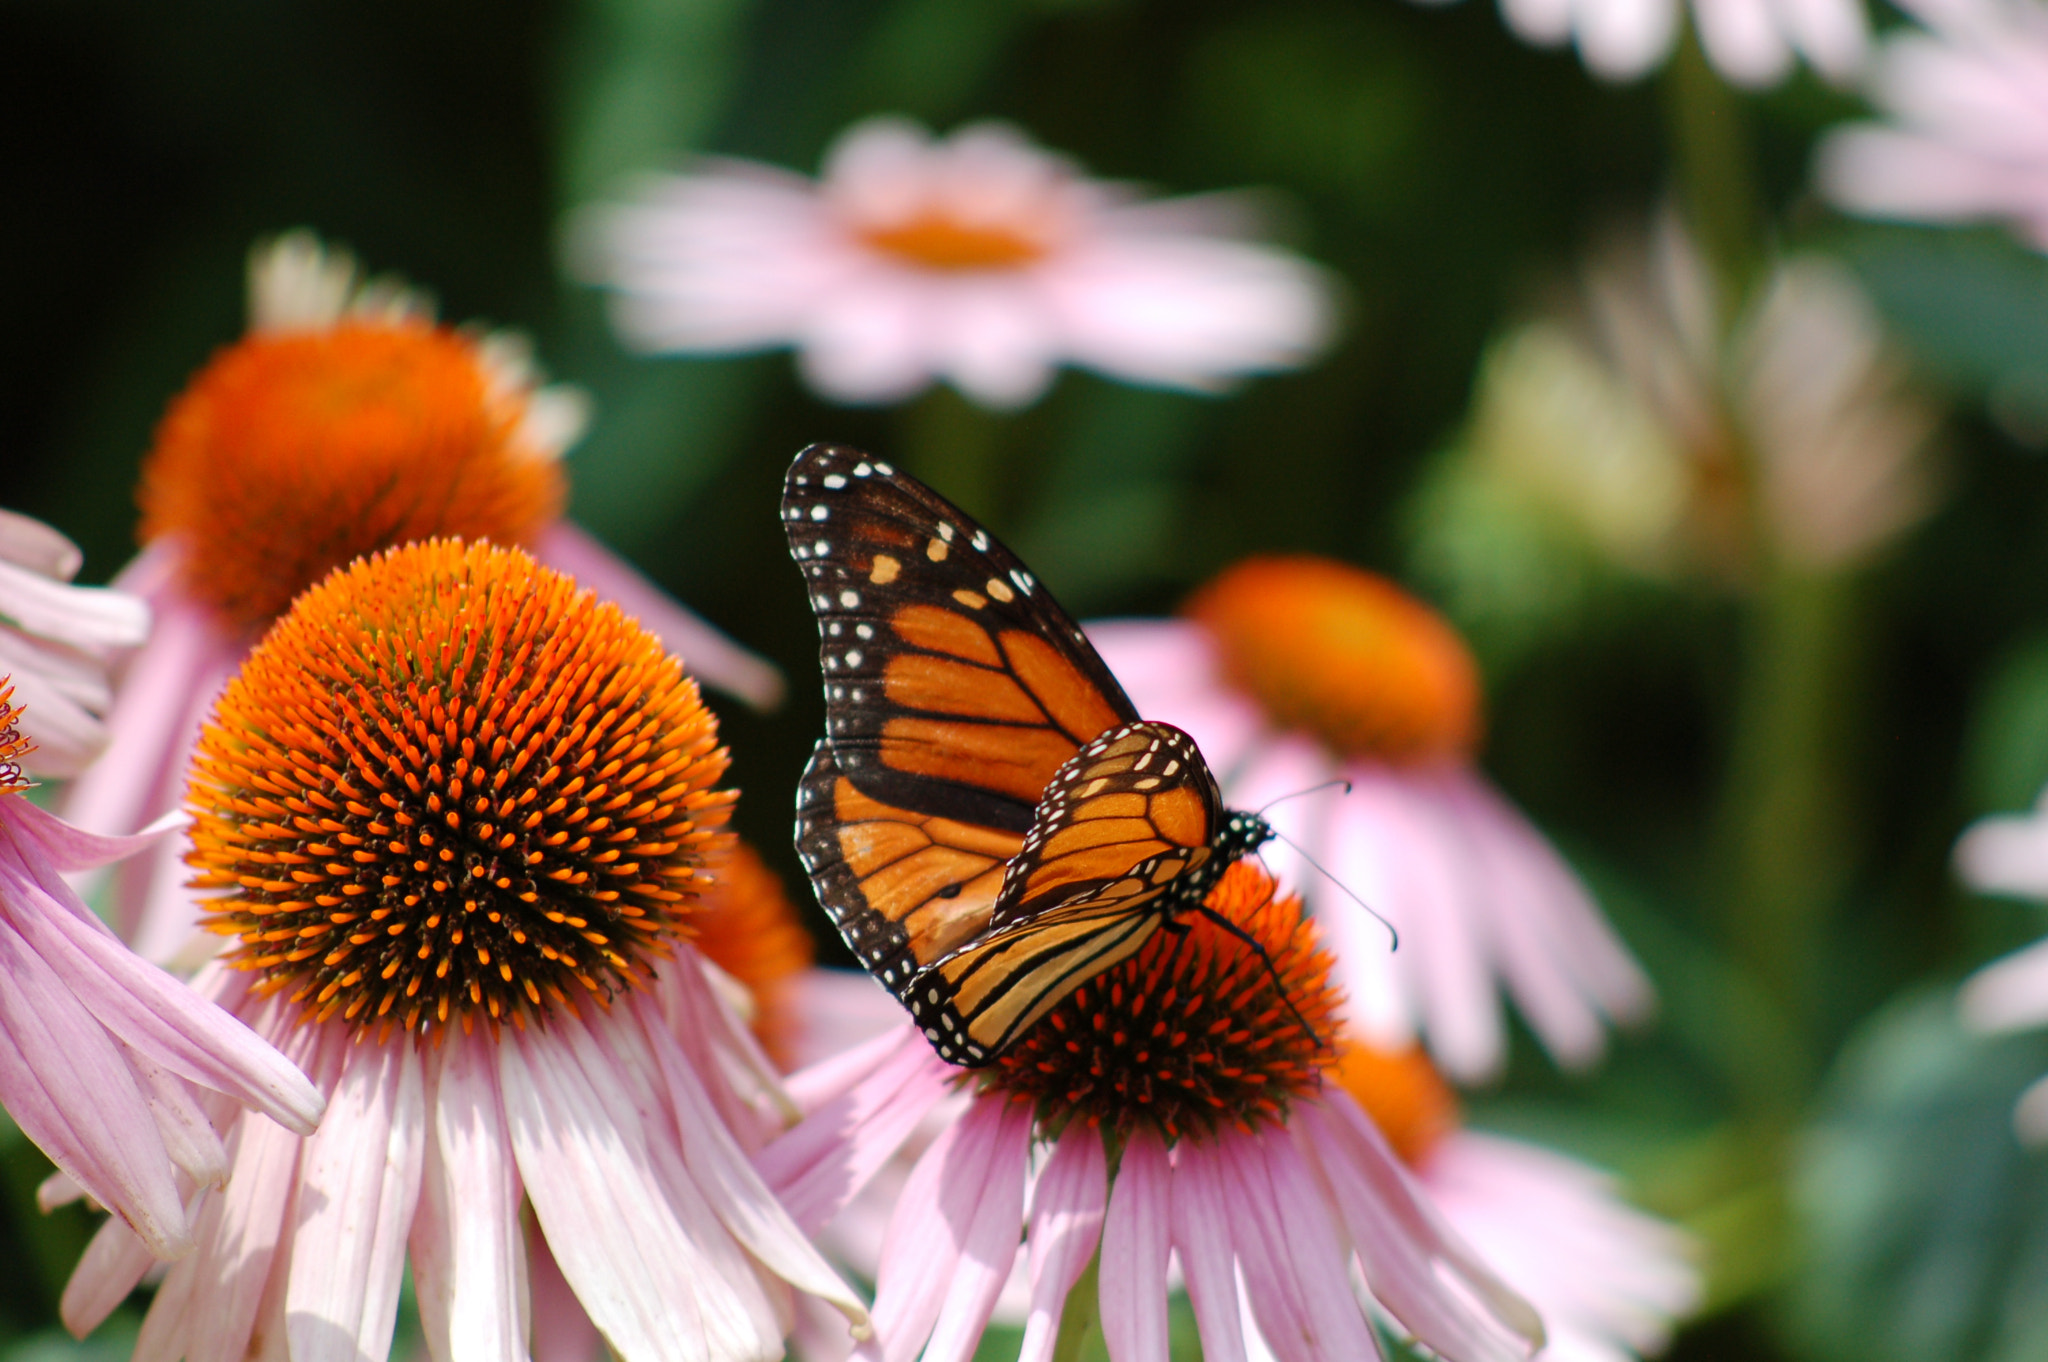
[782, 443, 1276, 1066]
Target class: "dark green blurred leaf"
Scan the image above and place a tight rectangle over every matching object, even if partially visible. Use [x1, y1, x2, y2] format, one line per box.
[1964, 632, 2048, 816]
[1787, 989, 2048, 1362]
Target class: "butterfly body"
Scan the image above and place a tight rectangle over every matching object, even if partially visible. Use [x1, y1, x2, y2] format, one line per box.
[783, 444, 1273, 1066]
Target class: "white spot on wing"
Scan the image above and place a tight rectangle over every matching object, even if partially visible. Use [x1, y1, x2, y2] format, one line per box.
[823, 474, 848, 489]
[810, 505, 830, 521]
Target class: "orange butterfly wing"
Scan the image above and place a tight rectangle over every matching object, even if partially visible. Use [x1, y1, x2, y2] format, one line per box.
[784, 445, 1138, 998]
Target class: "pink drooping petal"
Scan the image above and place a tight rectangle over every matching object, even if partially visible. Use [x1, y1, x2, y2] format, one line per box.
[285, 1041, 426, 1362]
[141, 1096, 314, 1362]
[1294, 1095, 1541, 1362]
[1963, 937, 2048, 1033]
[1169, 1137, 1250, 1362]
[1098, 1127, 1173, 1362]
[3, 798, 182, 874]
[529, 521, 785, 712]
[1017, 1128, 1109, 1362]
[120, 1044, 229, 1187]
[800, 270, 955, 406]
[1693, 0, 1796, 86]
[630, 993, 870, 1333]
[1573, 0, 1680, 79]
[0, 886, 187, 1255]
[502, 1016, 780, 1362]
[919, 1098, 1035, 1362]
[758, 1025, 956, 1233]
[658, 956, 790, 1147]
[924, 274, 1062, 410]
[778, 969, 912, 1078]
[0, 556, 150, 652]
[411, 1032, 528, 1362]
[865, 1093, 1032, 1362]
[0, 840, 322, 1132]
[1219, 1129, 1381, 1362]
[528, 1220, 605, 1362]
[63, 1214, 161, 1340]
[1322, 792, 1415, 1051]
[1225, 734, 1340, 903]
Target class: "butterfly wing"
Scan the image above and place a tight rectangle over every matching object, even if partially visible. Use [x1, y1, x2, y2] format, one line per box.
[905, 720, 1228, 1063]
[784, 444, 1142, 998]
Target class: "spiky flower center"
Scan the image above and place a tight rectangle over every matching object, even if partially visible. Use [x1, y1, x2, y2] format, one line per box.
[139, 320, 565, 630]
[187, 539, 734, 1036]
[1331, 1040, 1461, 1166]
[0, 683, 30, 795]
[988, 862, 1340, 1142]
[1186, 555, 1482, 766]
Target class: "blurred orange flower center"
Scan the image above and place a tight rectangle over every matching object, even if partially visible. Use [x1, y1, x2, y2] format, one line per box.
[858, 212, 1053, 271]
[1187, 555, 1482, 766]
[139, 321, 565, 631]
[186, 539, 735, 1037]
[989, 862, 1341, 1142]
[1330, 1040, 1461, 1166]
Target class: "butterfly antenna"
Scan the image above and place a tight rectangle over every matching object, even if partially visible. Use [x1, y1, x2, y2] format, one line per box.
[1264, 831, 1399, 952]
[1188, 902, 1329, 1052]
[1255, 778, 1354, 817]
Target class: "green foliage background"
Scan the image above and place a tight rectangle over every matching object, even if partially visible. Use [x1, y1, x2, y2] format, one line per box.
[9, 0, 2048, 1359]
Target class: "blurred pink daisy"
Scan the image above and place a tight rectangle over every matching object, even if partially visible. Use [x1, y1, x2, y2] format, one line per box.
[1088, 555, 1654, 1084]
[757, 861, 1546, 1362]
[0, 508, 150, 777]
[64, 232, 782, 966]
[1815, 0, 2048, 252]
[0, 681, 323, 1260]
[584, 116, 1338, 410]
[1419, 0, 1866, 88]
[1955, 786, 2048, 1138]
[1330, 1043, 1699, 1362]
[56, 540, 866, 1362]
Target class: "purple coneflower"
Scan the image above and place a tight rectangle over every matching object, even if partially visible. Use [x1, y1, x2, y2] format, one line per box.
[55, 539, 865, 1362]
[1088, 556, 1653, 1084]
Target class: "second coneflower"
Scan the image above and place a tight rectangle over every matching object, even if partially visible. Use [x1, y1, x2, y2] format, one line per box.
[1089, 555, 1655, 1083]
[55, 540, 864, 1362]
[65, 232, 782, 965]
[759, 862, 1544, 1362]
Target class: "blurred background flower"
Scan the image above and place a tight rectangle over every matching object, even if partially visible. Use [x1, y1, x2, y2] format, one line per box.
[583, 117, 1337, 409]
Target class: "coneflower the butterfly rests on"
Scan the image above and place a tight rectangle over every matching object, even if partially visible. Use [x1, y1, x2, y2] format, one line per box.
[780, 442, 1294, 1065]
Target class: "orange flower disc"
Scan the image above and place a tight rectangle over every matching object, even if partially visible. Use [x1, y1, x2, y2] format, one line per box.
[690, 839, 817, 1067]
[1330, 1041, 1461, 1167]
[0, 682, 30, 795]
[990, 862, 1341, 1142]
[1186, 555, 1482, 766]
[139, 320, 565, 630]
[187, 539, 735, 1035]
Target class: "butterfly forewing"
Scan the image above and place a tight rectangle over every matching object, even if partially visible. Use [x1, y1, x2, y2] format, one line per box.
[784, 444, 1140, 998]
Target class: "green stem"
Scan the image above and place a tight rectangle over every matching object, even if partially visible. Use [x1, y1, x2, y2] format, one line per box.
[1049, 1248, 1104, 1362]
[897, 385, 1010, 527]
[1661, 26, 1766, 317]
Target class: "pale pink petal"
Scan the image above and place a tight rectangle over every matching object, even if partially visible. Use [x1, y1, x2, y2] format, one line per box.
[799, 272, 952, 405]
[1574, 0, 1680, 79]
[0, 557, 151, 652]
[0, 508, 84, 580]
[1017, 1128, 1109, 1362]
[1295, 1095, 1541, 1361]
[1042, 234, 1335, 391]
[152, 1103, 313, 1362]
[1421, 1132, 1699, 1362]
[929, 278, 1062, 410]
[411, 1033, 528, 1362]
[1321, 792, 1415, 1050]
[5, 799, 183, 874]
[1961, 937, 2048, 1033]
[659, 957, 790, 1147]
[121, 1046, 229, 1188]
[1693, 0, 1796, 87]
[778, 969, 912, 1077]
[629, 993, 869, 1332]
[286, 1041, 426, 1362]
[63, 1215, 159, 1339]
[757, 1025, 956, 1233]
[0, 884, 187, 1255]
[502, 1019, 778, 1362]
[529, 522, 785, 711]
[1956, 799, 2048, 899]
[1169, 1139, 1251, 1362]
[0, 839, 322, 1132]
[1098, 1128, 1173, 1362]
[866, 1093, 1031, 1362]
[1218, 1130, 1380, 1362]
[919, 1099, 1035, 1362]
[1775, 0, 1868, 78]
[527, 1221, 604, 1362]
[1498, 0, 1577, 45]
[1222, 735, 1340, 909]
